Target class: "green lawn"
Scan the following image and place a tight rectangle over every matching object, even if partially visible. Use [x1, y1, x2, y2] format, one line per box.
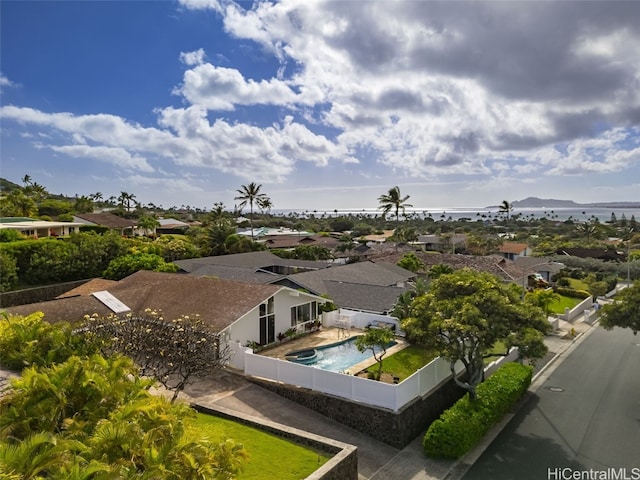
[190, 412, 330, 480]
[378, 344, 439, 381]
[548, 294, 583, 314]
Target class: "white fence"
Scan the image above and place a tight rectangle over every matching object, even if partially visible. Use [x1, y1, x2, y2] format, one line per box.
[561, 295, 594, 322]
[323, 309, 403, 334]
[243, 350, 464, 412]
[230, 308, 521, 412]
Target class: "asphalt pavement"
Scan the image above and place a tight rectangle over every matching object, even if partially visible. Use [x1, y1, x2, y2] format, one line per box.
[460, 325, 640, 480]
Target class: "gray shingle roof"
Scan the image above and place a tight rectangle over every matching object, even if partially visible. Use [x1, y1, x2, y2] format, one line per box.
[323, 281, 408, 314]
[285, 261, 416, 296]
[174, 251, 329, 273]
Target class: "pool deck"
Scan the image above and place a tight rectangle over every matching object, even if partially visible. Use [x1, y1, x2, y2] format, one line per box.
[256, 326, 408, 375]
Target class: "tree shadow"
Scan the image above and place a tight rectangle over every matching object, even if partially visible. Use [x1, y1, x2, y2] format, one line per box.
[463, 394, 586, 480]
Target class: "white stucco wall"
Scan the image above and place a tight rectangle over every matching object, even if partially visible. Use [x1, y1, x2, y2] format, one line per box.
[224, 288, 326, 347]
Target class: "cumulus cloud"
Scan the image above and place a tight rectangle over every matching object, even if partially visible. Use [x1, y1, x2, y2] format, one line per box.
[176, 0, 640, 181]
[4, 0, 640, 202]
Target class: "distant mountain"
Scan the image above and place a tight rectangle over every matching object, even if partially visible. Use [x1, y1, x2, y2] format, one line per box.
[487, 197, 640, 209]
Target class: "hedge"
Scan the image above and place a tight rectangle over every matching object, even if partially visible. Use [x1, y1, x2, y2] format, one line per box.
[554, 286, 591, 299]
[423, 362, 533, 459]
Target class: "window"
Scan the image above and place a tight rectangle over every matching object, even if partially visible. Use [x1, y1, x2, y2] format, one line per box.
[259, 297, 275, 345]
[290, 301, 318, 326]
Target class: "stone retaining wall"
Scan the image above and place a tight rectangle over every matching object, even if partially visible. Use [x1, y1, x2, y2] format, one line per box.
[248, 374, 466, 449]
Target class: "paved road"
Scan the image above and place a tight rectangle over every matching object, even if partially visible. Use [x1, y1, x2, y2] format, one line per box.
[462, 326, 640, 480]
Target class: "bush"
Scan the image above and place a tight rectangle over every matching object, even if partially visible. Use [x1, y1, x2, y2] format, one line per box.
[423, 362, 533, 459]
[0, 312, 99, 370]
[555, 286, 591, 299]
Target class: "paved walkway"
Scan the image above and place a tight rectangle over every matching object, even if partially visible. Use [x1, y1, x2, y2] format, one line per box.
[0, 316, 597, 480]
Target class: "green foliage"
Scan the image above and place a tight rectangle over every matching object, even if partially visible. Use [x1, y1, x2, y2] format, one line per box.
[0, 312, 99, 370]
[397, 252, 425, 273]
[37, 198, 73, 217]
[0, 355, 247, 479]
[402, 268, 549, 398]
[329, 217, 354, 232]
[423, 363, 532, 459]
[0, 251, 18, 292]
[0, 232, 127, 286]
[600, 281, 640, 334]
[0, 229, 23, 243]
[354, 329, 395, 379]
[103, 252, 178, 280]
[555, 286, 591, 299]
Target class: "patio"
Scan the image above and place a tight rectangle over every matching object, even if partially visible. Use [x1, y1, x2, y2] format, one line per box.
[257, 326, 408, 376]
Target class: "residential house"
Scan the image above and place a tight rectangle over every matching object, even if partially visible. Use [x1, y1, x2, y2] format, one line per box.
[416, 234, 468, 253]
[498, 242, 532, 261]
[3, 270, 327, 348]
[175, 252, 415, 315]
[0, 217, 84, 238]
[514, 257, 564, 283]
[73, 212, 137, 235]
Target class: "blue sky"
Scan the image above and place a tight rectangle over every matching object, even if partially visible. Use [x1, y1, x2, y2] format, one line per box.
[1, 0, 639, 211]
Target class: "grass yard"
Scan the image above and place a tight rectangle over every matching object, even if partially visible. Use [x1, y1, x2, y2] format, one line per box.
[549, 294, 583, 314]
[190, 412, 330, 480]
[379, 344, 439, 381]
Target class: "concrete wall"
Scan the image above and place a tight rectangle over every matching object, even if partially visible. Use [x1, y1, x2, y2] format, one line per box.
[562, 295, 593, 322]
[192, 403, 358, 480]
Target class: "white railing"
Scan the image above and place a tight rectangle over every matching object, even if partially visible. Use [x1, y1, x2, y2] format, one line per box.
[243, 350, 466, 412]
[323, 309, 403, 335]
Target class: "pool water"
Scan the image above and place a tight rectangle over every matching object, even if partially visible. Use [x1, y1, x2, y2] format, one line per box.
[287, 337, 397, 372]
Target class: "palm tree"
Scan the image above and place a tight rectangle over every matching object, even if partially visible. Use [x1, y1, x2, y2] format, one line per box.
[117, 191, 137, 212]
[21, 174, 32, 187]
[257, 196, 273, 215]
[378, 186, 412, 230]
[234, 182, 267, 239]
[498, 200, 513, 221]
[137, 215, 160, 237]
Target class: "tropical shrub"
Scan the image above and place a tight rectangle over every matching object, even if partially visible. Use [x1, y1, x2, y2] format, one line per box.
[0, 312, 98, 370]
[0, 251, 18, 292]
[103, 252, 178, 280]
[423, 362, 533, 459]
[0, 355, 248, 479]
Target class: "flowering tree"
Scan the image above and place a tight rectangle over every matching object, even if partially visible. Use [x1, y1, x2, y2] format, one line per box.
[83, 311, 230, 402]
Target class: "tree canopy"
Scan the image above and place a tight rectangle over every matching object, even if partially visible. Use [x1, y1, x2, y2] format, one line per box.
[402, 268, 551, 399]
[600, 281, 640, 335]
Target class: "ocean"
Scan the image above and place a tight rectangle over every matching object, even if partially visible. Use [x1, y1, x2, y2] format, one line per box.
[271, 206, 640, 222]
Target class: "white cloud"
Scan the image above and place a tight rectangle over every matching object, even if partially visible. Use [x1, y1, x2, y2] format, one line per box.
[174, 62, 314, 110]
[49, 145, 155, 172]
[179, 48, 206, 66]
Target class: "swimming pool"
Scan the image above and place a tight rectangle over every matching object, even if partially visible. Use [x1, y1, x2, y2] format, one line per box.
[285, 337, 397, 372]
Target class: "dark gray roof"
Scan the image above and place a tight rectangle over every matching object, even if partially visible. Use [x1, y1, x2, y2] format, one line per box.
[187, 265, 285, 284]
[174, 251, 329, 273]
[286, 261, 416, 296]
[323, 281, 408, 314]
